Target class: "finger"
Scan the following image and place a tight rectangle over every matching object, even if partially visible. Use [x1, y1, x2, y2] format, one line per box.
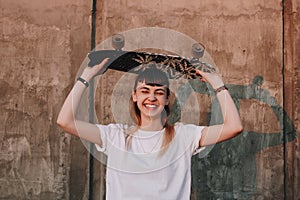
[196, 69, 207, 76]
[200, 76, 208, 82]
[94, 58, 110, 71]
[196, 69, 207, 82]
[99, 57, 110, 67]
[96, 58, 110, 75]
[195, 69, 202, 75]
[92, 57, 110, 68]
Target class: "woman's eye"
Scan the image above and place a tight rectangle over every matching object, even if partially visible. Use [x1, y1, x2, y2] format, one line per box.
[156, 92, 165, 95]
[141, 90, 149, 94]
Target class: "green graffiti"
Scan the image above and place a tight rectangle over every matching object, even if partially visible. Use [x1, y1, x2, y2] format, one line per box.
[175, 76, 296, 199]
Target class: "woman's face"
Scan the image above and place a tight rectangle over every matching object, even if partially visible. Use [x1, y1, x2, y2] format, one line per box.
[132, 81, 169, 119]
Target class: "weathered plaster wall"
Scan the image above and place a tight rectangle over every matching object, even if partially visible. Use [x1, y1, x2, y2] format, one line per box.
[0, 0, 91, 199]
[0, 0, 299, 199]
[284, 0, 300, 199]
[93, 0, 299, 199]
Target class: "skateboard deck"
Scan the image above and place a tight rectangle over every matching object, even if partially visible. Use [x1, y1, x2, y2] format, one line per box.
[88, 50, 216, 79]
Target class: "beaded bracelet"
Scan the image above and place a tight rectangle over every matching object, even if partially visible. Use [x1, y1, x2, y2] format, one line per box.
[214, 85, 228, 94]
[77, 77, 89, 87]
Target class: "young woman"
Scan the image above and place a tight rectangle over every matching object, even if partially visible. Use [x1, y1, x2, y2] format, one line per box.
[57, 58, 243, 199]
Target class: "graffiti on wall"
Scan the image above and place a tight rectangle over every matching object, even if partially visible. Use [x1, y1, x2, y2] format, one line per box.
[174, 75, 296, 199]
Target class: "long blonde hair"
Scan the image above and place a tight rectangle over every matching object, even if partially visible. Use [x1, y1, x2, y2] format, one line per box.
[125, 66, 176, 153]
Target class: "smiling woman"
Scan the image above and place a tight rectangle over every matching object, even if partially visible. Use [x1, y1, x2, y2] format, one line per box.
[127, 67, 175, 154]
[131, 67, 170, 128]
[56, 58, 243, 200]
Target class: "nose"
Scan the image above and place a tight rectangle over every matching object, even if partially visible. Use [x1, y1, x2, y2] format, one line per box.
[148, 92, 157, 101]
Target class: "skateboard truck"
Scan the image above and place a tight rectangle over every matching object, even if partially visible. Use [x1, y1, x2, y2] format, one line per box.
[191, 43, 205, 59]
[112, 34, 125, 50]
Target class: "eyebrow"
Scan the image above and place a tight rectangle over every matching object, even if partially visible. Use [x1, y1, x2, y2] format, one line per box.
[154, 88, 166, 92]
[137, 87, 149, 91]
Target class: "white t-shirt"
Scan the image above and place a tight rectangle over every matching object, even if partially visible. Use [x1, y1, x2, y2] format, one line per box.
[95, 122, 205, 200]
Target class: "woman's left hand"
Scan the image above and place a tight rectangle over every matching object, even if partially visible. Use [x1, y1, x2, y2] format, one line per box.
[196, 69, 224, 89]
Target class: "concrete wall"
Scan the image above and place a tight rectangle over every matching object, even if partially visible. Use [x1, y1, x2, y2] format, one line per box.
[0, 0, 91, 199]
[285, 0, 300, 199]
[93, 0, 300, 199]
[0, 0, 299, 199]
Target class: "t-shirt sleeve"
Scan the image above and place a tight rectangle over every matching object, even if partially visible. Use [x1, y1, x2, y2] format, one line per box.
[94, 123, 126, 154]
[175, 123, 206, 156]
[190, 125, 206, 155]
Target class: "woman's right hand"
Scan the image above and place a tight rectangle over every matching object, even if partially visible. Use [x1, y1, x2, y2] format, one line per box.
[80, 58, 110, 81]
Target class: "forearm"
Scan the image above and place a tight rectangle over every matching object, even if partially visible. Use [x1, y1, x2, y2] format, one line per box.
[216, 88, 243, 132]
[196, 68, 243, 146]
[202, 70, 242, 130]
[56, 75, 105, 145]
[57, 79, 89, 128]
[57, 59, 107, 128]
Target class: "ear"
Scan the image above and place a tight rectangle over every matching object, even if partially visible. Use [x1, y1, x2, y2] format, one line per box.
[132, 90, 137, 102]
[165, 98, 169, 105]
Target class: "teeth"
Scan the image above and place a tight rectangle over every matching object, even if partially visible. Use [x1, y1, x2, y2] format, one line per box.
[145, 104, 157, 108]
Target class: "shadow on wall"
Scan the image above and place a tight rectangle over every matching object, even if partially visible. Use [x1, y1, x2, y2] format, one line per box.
[176, 76, 297, 199]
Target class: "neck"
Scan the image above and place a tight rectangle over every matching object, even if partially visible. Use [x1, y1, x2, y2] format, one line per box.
[140, 116, 164, 131]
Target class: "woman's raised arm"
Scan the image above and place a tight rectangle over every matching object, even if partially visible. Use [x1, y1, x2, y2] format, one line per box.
[196, 70, 243, 147]
[56, 58, 110, 145]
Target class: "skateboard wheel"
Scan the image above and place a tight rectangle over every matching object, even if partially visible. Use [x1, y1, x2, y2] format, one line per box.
[192, 43, 205, 59]
[112, 34, 125, 50]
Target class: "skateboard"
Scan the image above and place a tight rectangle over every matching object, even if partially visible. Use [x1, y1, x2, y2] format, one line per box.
[88, 34, 216, 79]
